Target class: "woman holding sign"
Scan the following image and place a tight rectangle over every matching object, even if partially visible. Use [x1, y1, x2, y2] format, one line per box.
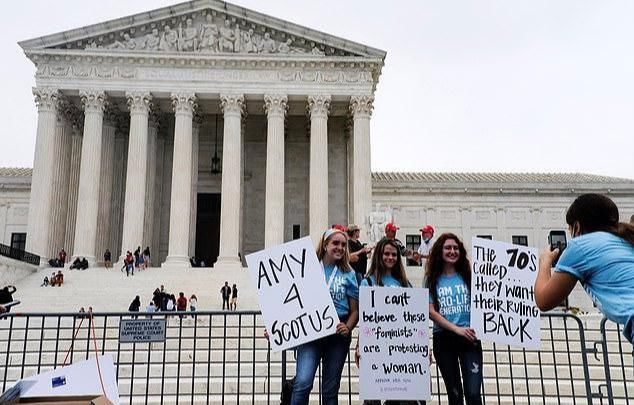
[535, 193, 634, 344]
[426, 233, 483, 405]
[290, 228, 359, 405]
[355, 237, 426, 405]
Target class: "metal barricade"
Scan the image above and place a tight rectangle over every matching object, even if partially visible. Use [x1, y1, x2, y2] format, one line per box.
[0, 311, 632, 404]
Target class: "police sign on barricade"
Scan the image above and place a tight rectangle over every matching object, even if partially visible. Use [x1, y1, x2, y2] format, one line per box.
[118, 319, 166, 343]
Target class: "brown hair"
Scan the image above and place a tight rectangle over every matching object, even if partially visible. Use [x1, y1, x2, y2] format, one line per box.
[566, 194, 634, 245]
[367, 238, 410, 287]
[425, 233, 471, 311]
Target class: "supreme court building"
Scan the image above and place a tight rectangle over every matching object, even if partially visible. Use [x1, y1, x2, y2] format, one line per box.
[20, 0, 385, 268]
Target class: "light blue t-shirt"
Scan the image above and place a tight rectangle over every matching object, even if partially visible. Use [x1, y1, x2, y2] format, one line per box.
[360, 274, 407, 288]
[430, 273, 471, 332]
[555, 232, 634, 343]
[323, 263, 359, 319]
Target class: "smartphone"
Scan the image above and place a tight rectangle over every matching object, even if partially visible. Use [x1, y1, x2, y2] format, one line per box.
[548, 231, 567, 266]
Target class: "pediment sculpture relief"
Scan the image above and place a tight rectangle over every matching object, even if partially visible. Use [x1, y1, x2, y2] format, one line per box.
[82, 13, 334, 56]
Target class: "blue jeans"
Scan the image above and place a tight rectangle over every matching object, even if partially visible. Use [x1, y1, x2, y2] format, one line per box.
[291, 332, 352, 405]
[433, 330, 483, 405]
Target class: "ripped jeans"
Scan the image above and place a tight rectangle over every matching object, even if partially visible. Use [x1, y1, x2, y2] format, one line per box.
[433, 330, 483, 405]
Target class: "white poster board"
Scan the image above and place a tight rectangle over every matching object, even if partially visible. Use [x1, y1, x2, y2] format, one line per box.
[359, 286, 431, 401]
[18, 354, 119, 404]
[245, 237, 339, 352]
[470, 237, 541, 349]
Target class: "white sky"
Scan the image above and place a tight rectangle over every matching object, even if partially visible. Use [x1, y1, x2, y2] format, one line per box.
[1, 0, 633, 179]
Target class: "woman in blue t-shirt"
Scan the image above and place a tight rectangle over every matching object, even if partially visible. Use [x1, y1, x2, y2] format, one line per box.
[426, 233, 482, 405]
[291, 228, 359, 405]
[356, 238, 426, 405]
[535, 193, 634, 344]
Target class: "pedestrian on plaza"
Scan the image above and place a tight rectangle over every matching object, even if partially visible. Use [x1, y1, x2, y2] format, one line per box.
[146, 301, 156, 317]
[231, 284, 238, 310]
[535, 193, 634, 345]
[104, 249, 112, 268]
[137, 250, 146, 271]
[177, 292, 188, 318]
[220, 282, 231, 310]
[426, 233, 482, 405]
[356, 237, 425, 405]
[128, 295, 141, 319]
[41, 276, 49, 287]
[288, 228, 359, 405]
[143, 246, 151, 268]
[134, 246, 141, 268]
[124, 251, 134, 276]
[58, 248, 66, 264]
[346, 224, 372, 284]
[189, 294, 198, 318]
[152, 288, 162, 311]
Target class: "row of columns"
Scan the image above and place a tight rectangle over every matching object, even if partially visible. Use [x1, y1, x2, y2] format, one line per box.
[26, 88, 374, 267]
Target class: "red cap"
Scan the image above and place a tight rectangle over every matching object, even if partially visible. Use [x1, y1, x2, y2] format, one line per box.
[331, 224, 347, 232]
[385, 222, 399, 233]
[420, 225, 435, 234]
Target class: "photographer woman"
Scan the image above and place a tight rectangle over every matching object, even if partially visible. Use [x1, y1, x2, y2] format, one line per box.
[535, 193, 634, 344]
[290, 228, 359, 405]
[426, 233, 482, 405]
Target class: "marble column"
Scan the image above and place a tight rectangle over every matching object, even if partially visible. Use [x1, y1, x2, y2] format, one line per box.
[163, 93, 196, 267]
[119, 91, 152, 263]
[308, 95, 331, 245]
[95, 109, 117, 263]
[64, 108, 83, 255]
[350, 95, 374, 241]
[188, 113, 201, 257]
[109, 118, 129, 260]
[143, 110, 159, 265]
[47, 97, 72, 259]
[152, 134, 166, 262]
[26, 87, 60, 261]
[215, 94, 245, 268]
[72, 90, 107, 264]
[264, 94, 288, 247]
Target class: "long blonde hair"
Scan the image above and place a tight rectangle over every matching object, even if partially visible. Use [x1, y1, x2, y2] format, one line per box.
[316, 229, 352, 272]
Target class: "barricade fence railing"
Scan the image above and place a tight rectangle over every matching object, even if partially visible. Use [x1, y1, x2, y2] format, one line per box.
[0, 311, 631, 404]
[0, 243, 40, 266]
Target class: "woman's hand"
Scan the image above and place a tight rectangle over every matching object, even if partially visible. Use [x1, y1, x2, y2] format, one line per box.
[263, 329, 270, 340]
[539, 245, 559, 270]
[454, 326, 477, 342]
[336, 322, 350, 336]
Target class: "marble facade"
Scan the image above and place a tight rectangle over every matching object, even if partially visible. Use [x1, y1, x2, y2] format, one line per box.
[19, 0, 384, 267]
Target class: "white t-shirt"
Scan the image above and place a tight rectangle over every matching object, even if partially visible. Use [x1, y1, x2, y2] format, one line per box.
[418, 239, 434, 259]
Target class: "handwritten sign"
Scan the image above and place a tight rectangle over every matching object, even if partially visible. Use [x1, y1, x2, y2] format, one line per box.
[359, 286, 431, 401]
[470, 237, 541, 349]
[245, 237, 338, 352]
[119, 319, 166, 343]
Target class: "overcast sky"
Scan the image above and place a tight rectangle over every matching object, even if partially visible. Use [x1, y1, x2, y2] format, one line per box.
[2, 0, 633, 179]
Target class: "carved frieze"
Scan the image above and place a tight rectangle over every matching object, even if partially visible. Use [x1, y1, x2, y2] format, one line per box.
[70, 11, 345, 57]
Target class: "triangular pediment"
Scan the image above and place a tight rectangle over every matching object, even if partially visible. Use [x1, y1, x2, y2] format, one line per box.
[19, 0, 385, 60]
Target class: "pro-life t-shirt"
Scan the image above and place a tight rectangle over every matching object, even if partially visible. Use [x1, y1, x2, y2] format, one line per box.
[323, 263, 359, 319]
[430, 272, 471, 333]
